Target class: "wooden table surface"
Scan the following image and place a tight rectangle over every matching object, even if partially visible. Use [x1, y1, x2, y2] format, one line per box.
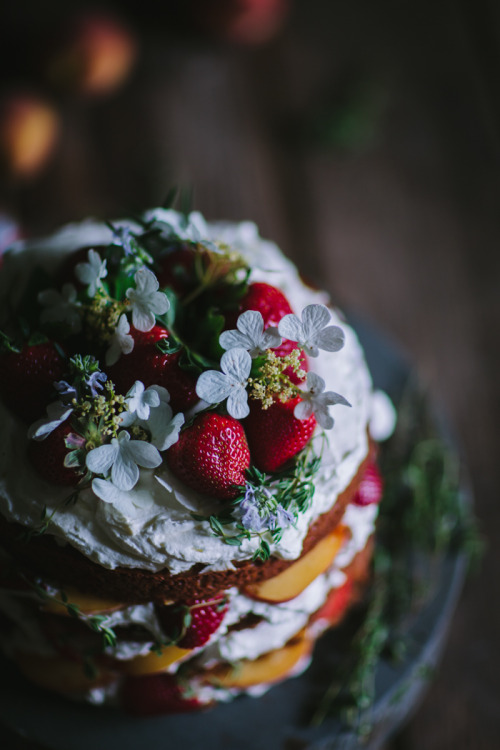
[0, 1, 499, 748]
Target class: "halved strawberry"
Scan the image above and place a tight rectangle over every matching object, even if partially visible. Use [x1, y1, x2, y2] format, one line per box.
[353, 462, 383, 506]
[157, 594, 228, 649]
[244, 397, 316, 473]
[0, 340, 66, 423]
[28, 422, 82, 486]
[165, 412, 250, 499]
[121, 672, 202, 716]
[106, 324, 198, 413]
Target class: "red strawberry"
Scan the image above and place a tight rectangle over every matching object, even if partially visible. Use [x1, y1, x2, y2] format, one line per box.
[226, 282, 307, 383]
[106, 324, 198, 412]
[28, 421, 82, 486]
[156, 247, 196, 294]
[312, 578, 353, 627]
[244, 397, 316, 473]
[0, 340, 66, 423]
[157, 594, 228, 649]
[353, 462, 383, 506]
[165, 412, 250, 499]
[121, 672, 202, 716]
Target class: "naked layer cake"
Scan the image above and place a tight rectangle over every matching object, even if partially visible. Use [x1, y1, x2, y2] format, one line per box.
[0, 209, 394, 714]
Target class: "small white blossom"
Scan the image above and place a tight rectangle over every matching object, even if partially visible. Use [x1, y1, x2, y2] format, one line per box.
[106, 314, 134, 366]
[278, 304, 345, 357]
[92, 478, 155, 514]
[122, 381, 161, 422]
[196, 348, 252, 419]
[294, 372, 351, 429]
[120, 383, 184, 451]
[28, 401, 73, 441]
[219, 310, 281, 358]
[75, 249, 107, 297]
[86, 430, 161, 492]
[125, 267, 170, 332]
[38, 284, 82, 332]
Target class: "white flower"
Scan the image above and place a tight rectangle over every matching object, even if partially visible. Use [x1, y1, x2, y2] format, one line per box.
[86, 430, 162, 492]
[294, 372, 351, 429]
[75, 249, 107, 297]
[106, 314, 134, 366]
[196, 348, 252, 419]
[28, 401, 73, 441]
[125, 267, 170, 332]
[38, 284, 82, 332]
[219, 310, 281, 358]
[122, 381, 161, 422]
[278, 304, 345, 357]
[92, 478, 154, 513]
[120, 383, 185, 451]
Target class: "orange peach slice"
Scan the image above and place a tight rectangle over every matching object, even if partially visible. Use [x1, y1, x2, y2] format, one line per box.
[120, 645, 192, 676]
[41, 586, 124, 616]
[243, 526, 348, 603]
[205, 629, 311, 689]
[14, 651, 115, 694]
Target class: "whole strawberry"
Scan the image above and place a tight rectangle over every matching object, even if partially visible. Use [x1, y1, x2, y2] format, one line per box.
[121, 672, 202, 716]
[28, 422, 82, 486]
[157, 593, 228, 649]
[353, 462, 383, 506]
[244, 397, 316, 473]
[227, 282, 307, 382]
[165, 412, 250, 499]
[106, 324, 198, 413]
[156, 247, 196, 295]
[0, 340, 66, 423]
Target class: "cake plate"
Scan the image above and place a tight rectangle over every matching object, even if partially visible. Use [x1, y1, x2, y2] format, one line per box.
[0, 316, 468, 750]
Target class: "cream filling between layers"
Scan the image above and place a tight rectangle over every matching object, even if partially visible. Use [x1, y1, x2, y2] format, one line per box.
[0, 213, 373, 574]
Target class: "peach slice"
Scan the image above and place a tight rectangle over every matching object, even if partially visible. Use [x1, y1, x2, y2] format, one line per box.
[120, 645, 192, 676]
[204, 629, 311, 689]
[41, 586, 124, 616]
[14, 651, 115, 694]
[243, 526, 348, 603]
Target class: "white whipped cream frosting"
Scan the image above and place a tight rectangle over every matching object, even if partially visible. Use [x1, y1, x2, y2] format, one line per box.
[0, 211, 374, 575]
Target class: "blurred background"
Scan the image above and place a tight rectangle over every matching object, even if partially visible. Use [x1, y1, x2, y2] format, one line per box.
[0, 1, 499, 748]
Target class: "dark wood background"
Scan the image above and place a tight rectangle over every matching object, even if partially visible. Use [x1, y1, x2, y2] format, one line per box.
[0, 1, 499, 748]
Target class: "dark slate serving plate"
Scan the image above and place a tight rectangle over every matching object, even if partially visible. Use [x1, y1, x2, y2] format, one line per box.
[0, 316, 468, 750]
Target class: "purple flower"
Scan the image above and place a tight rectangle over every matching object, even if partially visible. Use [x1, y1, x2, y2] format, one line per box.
[87, 370, 107, 397]
[54, 380, 77, 404]
[237, 485, 294, 534]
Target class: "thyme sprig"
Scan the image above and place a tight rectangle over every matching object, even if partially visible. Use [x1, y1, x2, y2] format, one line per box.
[311, 379, 482, 731]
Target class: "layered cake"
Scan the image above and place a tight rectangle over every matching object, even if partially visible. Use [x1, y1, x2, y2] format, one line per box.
[0, 209, 394, 714]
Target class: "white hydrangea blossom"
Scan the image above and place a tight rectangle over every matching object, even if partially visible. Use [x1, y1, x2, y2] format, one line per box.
[106, 313, 134, 366]
[75, 249, 108, 297]
[125, 267, 170, 332]
[278, 304, 345, 357]
[86, 430, 162, 493]
[28, 401, 73, 441]
[294, 372, 351, 429]
[219, 310, 281, 358]
[120, 383, 184, 451]
[38, 284, 82, 332]
[196, 348, 252, 419]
